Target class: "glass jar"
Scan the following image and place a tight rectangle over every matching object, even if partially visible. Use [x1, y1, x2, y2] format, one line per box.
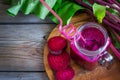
[70, 22, 113, 70]
[39, 0, 113, 71]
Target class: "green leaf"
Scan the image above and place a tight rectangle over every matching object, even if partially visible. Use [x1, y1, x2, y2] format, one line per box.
[93, 3, 106, 23]
[117, 0, 120, 2]
[52, 0, 62, 12]
[7, 0, 57, 19]
[7, 0, 26, 16]
[7, 5, 21, 16]
[7, 0, 84, 24]
[21, 0, 39, 14]
[34, 0, 57, 19]
[107, 8, 120, 18]
[110, 32, 120, 49]
[49, 1, 84, 25]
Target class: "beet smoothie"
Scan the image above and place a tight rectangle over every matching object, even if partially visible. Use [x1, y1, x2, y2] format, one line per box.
[70, 23, 109, 70]
[79, 27, 105, 51]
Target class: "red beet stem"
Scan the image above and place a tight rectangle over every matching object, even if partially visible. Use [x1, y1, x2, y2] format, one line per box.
[111, 29, 120, 42]
[103, 18, 120, 31]
[106, 11, 120, 23]
[110, 43, 120, 60]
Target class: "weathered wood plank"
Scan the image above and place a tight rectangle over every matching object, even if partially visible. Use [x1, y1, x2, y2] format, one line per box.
[0, 41, 41, 47]
[0, 3, 53, 23]
[0, 24, 55, 71]
[0, 24, 55, 41]
[0, 41, 45, 71]
[0, 46, 43, 71]
[0, 72, 48, 80]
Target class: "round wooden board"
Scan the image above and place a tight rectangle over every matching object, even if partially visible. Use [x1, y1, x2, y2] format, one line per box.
[44, 13, 120, 80]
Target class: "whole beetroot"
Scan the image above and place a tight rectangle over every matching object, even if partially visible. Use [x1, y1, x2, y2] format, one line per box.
[47, 36, 67, 54]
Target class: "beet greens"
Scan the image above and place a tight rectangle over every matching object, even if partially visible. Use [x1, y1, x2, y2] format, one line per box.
[6, 0, 120, 59]
[75, 0, 120, 59]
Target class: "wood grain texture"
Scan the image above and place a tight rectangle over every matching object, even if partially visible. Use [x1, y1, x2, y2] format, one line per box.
[44, 13, 120, 80]
[0, 3, 53, 24]
[0, 72, 48, 80]
[0, 24, 55, 41]
[0, 1, 55, 79]
[0, 24, 55, 71]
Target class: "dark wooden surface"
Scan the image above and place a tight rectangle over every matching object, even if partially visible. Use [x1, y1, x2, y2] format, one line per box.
[0, 1, 55, 80]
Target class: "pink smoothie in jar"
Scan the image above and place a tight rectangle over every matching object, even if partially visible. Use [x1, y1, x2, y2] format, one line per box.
[78, 27, 105, 51]
[39, 0, 113, 71]
[70, 22, 111, 70]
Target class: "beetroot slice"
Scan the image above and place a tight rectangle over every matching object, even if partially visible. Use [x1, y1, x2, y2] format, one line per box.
[55, 66, 75, 80]
[48, 51, 70, 71]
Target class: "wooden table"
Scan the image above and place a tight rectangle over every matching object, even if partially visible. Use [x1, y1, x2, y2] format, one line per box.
[0, 1, 55, 80]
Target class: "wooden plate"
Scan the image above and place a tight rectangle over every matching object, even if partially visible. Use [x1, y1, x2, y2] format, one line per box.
[44, 13, 120, 80]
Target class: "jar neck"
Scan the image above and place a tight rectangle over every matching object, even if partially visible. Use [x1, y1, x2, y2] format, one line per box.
[74, 22, 110, 57]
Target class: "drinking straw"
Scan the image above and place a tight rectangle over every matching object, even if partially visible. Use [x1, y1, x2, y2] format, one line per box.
[39, 0, 77, 41]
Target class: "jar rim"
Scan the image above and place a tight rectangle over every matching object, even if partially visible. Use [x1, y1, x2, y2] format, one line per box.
[74, 22, 110, 56]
